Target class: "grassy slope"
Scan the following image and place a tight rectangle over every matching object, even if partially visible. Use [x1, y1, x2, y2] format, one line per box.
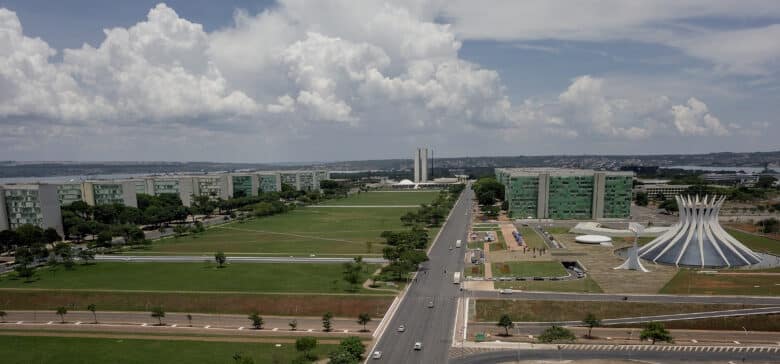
[144, 207, 415, 255]
[319, 191, 440, 205]
[0, 290, 393, 316]
[660, 269, 780, 296]
[0, 335, 338, 364]
[491, 261, 566, 277]
[475, 299, 761, 322]
[518, 227, 547, 249]
[726, 228, 780, 255]
[0, 262, 379, 294]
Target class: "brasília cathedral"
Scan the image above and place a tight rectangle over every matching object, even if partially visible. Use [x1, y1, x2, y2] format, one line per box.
[638, 195, 762, 268]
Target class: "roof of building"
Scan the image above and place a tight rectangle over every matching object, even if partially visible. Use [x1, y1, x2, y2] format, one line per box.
[496, 168, 633, 177]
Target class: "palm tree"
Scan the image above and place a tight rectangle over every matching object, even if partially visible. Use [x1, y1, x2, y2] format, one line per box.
[187, 313, 193, 327]
[248, 312, 264, 330]
[150, 306, 165, 326]
[497, 314, 513, 336]
[56, 307, 68, 323]
[289, 319, 298, 331]
[582, 313, 601, 339]
[87, 304, 97, 323]
[0, 311, 7, 323]
[357, 313, 371, 332]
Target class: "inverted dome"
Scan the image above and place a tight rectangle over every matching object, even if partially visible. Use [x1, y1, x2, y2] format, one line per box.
[638, 195, 761, 268]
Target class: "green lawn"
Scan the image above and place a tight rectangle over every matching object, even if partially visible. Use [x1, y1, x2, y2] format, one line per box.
[0, 262, 379, 294]
[465, 264, 484, 277]
[319, 191, 441, 206]
[726, 228, 780, 255]
[518, 227, 547, 249]
[494, 276, 603, 293]
[143, 207, 418, 255]
[0, 335, 339, 364]
[660, 269, 780, 296]
[491, 261, 566, 277]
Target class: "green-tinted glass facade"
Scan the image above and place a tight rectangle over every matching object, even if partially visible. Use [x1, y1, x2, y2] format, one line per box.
[154, 180, 180, 195]
[93, 184, 125, 205]
[134, 181, 147, 194]
[603, 176, 632, 218]
[57, 183, 82, 206]
[547, 176, 593, 219]
[4, 189, 43, 228]
[507, 177, 539, 218]
[232, 175, 253, 197]
[258, 174, 278, 192]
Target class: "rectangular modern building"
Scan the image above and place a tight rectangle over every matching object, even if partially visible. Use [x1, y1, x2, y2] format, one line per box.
[278, 170, 330, 191]
[496, 168, 633, 219]
[414, 147, 428, 183]
[0, 184, 64, 236]
[82, 180, 139, 208]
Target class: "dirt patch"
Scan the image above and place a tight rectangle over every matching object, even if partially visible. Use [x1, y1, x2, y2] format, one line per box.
[0, 290, 393, 317]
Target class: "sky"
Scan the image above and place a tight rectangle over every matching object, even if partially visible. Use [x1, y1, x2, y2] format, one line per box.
[0, 0, 778, 163]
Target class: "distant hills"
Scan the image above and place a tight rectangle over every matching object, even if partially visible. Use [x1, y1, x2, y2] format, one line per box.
[2, 151, 779, 179]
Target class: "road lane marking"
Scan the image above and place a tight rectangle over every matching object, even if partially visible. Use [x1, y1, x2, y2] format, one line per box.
[307, 329, 313, 332]
[272, 328, 278, 331]
[16, 321, 23, 324]
[46, 321, 53, 325]
[238, 327, 244, 330]
[204, 325, 210, 329]
[141, 323, 147, 327]
[171, 324, 177, 327]
[75, 321, 81, 325]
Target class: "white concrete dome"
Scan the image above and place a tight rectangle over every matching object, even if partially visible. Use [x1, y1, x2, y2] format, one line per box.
[575, 235, 612, 244]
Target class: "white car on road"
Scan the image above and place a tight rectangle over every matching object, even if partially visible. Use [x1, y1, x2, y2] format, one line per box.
[413, 342, 422, 350]
[372, 351, 382, 359]
[397, 324, 405, 332]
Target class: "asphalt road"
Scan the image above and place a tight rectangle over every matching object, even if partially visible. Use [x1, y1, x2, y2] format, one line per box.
[370, 187, 473, 363]
[451, 348, 780, 363]
[2, 310, 374, 333]
[95, 255, 388, 264]
[469, 290, 780, 305]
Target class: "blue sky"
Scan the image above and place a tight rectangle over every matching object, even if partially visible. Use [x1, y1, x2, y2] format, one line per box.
[0, 0, 778, 162]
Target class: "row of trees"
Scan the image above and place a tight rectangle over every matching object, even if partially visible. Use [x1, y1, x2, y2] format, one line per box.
[0, 224, 61, 253]
[496, 312, 673, 344]
[472, 176, 504, 206]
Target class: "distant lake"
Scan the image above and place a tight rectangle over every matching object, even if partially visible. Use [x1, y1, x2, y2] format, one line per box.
[665, 165, 765, 174]
[0, 173, 155, 185]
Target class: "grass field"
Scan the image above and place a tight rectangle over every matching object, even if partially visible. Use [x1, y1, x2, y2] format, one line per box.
[494, 276, 603, 293]
[474, 299, 762, 322]
[491, 261, 567, 277]
[320, 191, 440, 206]
[0, 290, 393, 316]
[0, 335, 340, 364]
[660, 269, 780, 296]
[518, 227, 547, 249]
[0, 262, 380, 294]
[142, 207, 417, 255]
[726, 228, 780, 255]
[617, 314, 780, 332]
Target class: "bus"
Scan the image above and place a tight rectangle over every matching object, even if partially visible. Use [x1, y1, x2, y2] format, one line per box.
[453, 272, 461, 284]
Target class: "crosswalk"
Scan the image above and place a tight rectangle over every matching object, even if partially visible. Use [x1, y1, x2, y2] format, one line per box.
[559, 344, 780, 353]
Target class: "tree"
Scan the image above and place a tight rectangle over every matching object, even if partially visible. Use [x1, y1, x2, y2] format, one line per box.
[232, 353, 255, 364]
[634, 192, 649, 207]
[214, 251, 227, 268]
[295, 337, 317, 361]
[87, 303, 97, 323]
[42, 228, 62, 244]
[497, 314, 513, 336]
[289, 319, 298, 331]
[322, 312, 333, 332]
[332, 336, 365, 362]
[659, 198, 678, 213]
[640, 322, 673, 344]
[248, 312, 264, 329]
[78, 249, 95, 265]
[187, 313, 193, 327]
[328, 349, 358, 364]
[582, 313, 601, 338]
[756, 218, 779, 234]
[150, 306, 165, 325]
[538, 325, 576, 343]
[357, 313, 371, 332]
[56, 307, 68, 323]
[0, 310, 7, 322]
[342, 259, 363, 291]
